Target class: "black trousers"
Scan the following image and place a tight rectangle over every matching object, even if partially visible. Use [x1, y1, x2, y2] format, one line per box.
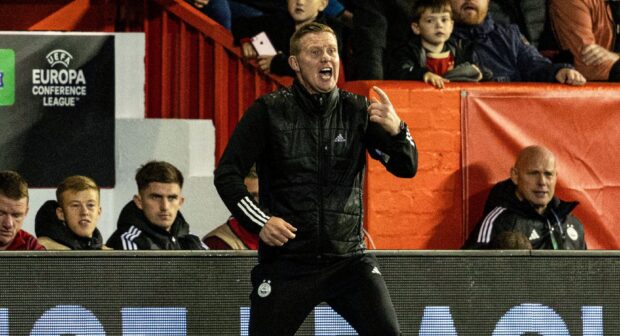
[248, 253, 401, 336]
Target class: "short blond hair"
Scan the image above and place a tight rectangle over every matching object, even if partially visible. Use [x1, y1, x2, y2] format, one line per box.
[56, 175, 100, 207]
[289, 22, 336, 56]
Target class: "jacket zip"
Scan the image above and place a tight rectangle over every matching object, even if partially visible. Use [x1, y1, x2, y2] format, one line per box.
[317, 95, 325, 259]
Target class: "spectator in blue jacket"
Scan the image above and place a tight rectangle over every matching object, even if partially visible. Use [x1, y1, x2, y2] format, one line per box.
[449, 0, 586, 85]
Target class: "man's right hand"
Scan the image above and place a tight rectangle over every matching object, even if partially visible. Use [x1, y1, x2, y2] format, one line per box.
[259, 216, 297, 246]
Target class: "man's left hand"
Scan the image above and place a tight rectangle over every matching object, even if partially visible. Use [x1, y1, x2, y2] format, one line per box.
[555, 68, 586, 86]
[367, 86, 401, 136]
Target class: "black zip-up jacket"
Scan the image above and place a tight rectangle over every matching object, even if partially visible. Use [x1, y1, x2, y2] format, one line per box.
[106, 201, 206, 250]
[463, 179, 586, 249]
[215, 80, 417, 261]
[35, 200, 105, 250]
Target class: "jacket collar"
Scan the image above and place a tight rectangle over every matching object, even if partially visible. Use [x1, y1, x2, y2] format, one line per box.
[118, 201, 190, 238]
[292, 79, 340, 116]
[490, 179, 578, 220]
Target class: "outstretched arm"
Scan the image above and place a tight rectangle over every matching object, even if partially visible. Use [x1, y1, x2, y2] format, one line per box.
[365, 86, 418, 178]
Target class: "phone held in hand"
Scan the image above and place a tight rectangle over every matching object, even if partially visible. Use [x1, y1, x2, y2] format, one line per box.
[251, 32, 277, 56]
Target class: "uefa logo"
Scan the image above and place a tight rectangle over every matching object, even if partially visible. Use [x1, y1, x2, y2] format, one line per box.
[46, 49, 73, 68]
[33, 48, 86, 107]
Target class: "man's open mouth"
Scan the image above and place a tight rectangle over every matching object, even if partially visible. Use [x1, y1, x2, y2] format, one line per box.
[319, 67, 333, 79]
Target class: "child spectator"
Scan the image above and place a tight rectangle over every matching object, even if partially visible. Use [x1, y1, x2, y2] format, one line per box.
[232, 0, 343, 77]
[386, 0, 487, 88]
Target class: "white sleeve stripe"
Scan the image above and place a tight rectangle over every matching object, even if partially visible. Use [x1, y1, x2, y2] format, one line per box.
[478, 207, 503, 243]
[477, 207, 506, 243]
[120, 225, 141, 250]
[242, 196, 269, 221]
[120, 227, 134, 250]
[239, 196, 269, 225]
[405, 129, 415, 147]
[128, 226, 141, 250]
[129, 227, 141, 250]
[238, 202, 266, 227]
[237, 197, 268, 227]
[121, 231, 130, 250]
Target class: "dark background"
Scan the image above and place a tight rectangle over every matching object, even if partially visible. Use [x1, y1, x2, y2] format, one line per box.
[0, 34, 114, 187]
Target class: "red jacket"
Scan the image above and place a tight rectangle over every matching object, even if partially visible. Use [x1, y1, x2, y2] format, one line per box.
[550, 0, 615, 80]
[6, 230, 46, 250]
[203, 217, 259, 250]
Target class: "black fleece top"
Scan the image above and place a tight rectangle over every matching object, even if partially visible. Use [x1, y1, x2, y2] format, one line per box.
[106, 201, 206, 250]
[35, 200, 105, 250]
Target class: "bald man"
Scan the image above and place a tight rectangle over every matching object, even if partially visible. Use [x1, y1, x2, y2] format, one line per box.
[463, 146, 586, 249]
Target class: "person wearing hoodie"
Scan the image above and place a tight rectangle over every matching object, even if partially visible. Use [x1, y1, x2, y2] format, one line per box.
[463, 145, 586, 250]
[106, 161, 207, 250]
[35, 175, 107, 250]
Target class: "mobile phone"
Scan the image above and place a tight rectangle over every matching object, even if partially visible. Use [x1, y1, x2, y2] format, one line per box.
[251, 32, 277, 56]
